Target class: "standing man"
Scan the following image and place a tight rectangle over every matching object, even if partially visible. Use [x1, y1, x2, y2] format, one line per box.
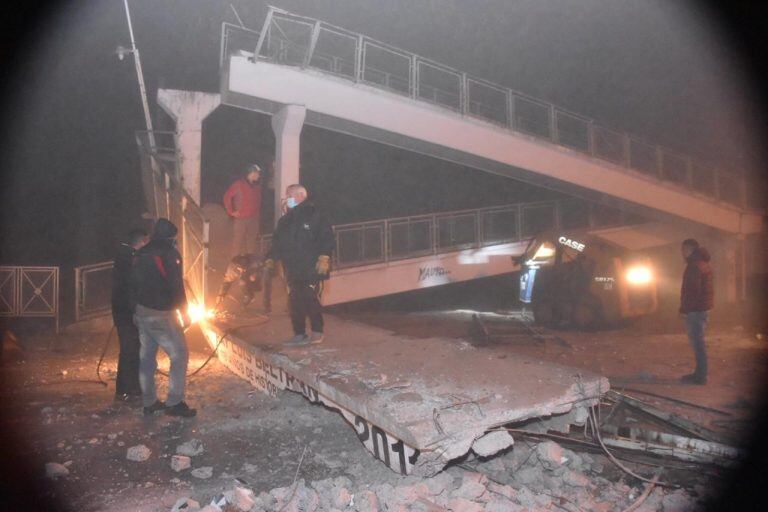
[223, 164, 262, 257]
[131, 218, 196, 417]
[679, 238, 714, 385]
[111, 228, 148, 403]
[265, 184, 334, 346]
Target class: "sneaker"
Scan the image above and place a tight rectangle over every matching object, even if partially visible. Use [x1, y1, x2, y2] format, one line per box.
[283, 334, 310, 346]
[143, 400, 167, 416]
[165, 401, 197, 418]
[680, 372, 707, 385]
[308, 331, 324, 344]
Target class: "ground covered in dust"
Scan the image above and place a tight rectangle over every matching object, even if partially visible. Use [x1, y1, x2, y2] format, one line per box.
[2, 302, 767, 511]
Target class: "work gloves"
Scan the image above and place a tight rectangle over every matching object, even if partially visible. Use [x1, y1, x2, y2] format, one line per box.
[316, 255, 330, 276]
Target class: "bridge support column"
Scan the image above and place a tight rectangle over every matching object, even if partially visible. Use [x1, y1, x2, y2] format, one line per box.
[157, 89, 221, 205]
[271, 104, 306, 226]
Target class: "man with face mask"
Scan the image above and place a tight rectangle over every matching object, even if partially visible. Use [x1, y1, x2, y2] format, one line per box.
[223, 164, 263, 258]
[131, 218, 196, 417]
[265, 184, 334, 346]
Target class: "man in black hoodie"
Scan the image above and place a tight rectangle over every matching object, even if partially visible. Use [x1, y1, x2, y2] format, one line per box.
[111, 228, 147, 403]
[265, 184, 334, 346]
[679, 238, 714, 385]
[131, 218, 196, 417]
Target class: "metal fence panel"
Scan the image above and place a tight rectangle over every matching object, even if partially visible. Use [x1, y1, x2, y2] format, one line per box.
[513, 95, 552, 139]
[660, 150, 690, 186]
[0, 267, 18, 316]
[417, 60, 461, 111]
[75, 261, 113, 322]
[335, 223, 385, 268]
[467, 78, 508, 126]
[361, 41, 411, 95]
[262, 14, 314, 66]
[691, 162, 717, 198]
[521, 204, 556, 238]
[718, 172, 743, 206]
[480, 207, 518, 246]
[558, 199, 591, 231]
[555, 110, 590, 152]
[220, 22, 260, 66]
[629, 138, 659, 176]
[388, 218, 433, 260]
[593, 125, 626, 165]
[437, 213, 477, 251]
[309, 26, 357, 79]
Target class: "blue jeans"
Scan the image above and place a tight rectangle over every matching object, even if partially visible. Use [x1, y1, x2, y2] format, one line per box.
[684, 311, 708, 376]
[134, 305, 189, 407]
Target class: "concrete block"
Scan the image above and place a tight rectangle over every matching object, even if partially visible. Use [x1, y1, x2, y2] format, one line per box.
[170, 455, 191, 472]
[126, 444, 151, 462]
[471, 430, 513, 457]
[234, 486, 256, 511]
[446, 497, 484, 512]
[176, 439, 204, 457]
[44, 462, 69, 479]
[355, 490, 379, 512]
[535, 441, 565, 470]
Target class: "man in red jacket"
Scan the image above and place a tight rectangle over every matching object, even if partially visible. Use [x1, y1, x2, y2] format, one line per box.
[223, 164, 262, 257]
[679, 238, 714, 385]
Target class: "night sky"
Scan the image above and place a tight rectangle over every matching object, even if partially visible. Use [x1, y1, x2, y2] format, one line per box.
[0, 0, 766, 269]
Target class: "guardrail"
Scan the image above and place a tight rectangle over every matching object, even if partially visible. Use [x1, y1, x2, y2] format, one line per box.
[75, 261, 113, 322]
[331, 198, 633, 269]
[0, 266, 60, 332]
[220, 9, 752, 210]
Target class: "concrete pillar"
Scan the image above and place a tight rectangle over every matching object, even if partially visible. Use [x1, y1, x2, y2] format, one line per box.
[270, 104, 306, 225]
[157, 89, 221, 205]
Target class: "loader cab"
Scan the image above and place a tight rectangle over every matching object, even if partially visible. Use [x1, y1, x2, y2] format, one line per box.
[519, 232, 657, 329]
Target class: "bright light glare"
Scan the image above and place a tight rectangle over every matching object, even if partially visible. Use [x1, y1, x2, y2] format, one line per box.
[187, 301, 214, 324]
[626, 266, 653, 285]
[532, 243, 555, 260]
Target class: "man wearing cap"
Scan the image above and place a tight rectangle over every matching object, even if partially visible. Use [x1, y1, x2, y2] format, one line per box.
[265, 184, 334, 346]
[223, 164, 263, 257]
[131, 218, 196, 417]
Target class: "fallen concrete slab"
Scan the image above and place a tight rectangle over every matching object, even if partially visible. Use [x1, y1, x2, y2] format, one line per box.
[202, 309, 608, 476]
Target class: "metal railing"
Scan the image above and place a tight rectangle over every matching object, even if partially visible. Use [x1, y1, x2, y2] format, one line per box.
[220, 9, 752, 210]
[0, 266, 59, 332]
[75, 261, 113, 322]
[135, 130, 210, 307]
[330, 198, 634, 269]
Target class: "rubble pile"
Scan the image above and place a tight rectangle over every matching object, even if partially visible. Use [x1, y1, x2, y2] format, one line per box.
[155, 440, 702, 512]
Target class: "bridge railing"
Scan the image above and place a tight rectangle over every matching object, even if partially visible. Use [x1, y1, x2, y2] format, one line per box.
[221, 10, 753, 210]
[331, 198, 635, 269]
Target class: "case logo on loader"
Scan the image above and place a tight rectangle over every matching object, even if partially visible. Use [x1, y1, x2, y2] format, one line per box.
[558, 236, 585, 252]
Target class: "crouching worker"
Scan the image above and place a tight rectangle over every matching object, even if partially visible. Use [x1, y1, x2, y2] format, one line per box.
[215, 253, 270, 313]
[265, 184, 333, 346]
[131, 218, 197, 417]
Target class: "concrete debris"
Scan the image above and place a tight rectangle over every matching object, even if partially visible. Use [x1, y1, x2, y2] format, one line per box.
[45, 462, 70, 479]
[126, 444, 151, 462]
[471, 430, 514, 457]
[535, 440, 566, 470]
[170, 497, 201, 511]
[171, 455, 192, 472]
[233, 486, 256, 511]
[191, 466, 213, 479]
[176, 439, 205, 457]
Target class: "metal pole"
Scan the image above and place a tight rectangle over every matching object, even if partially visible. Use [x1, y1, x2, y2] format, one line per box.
[123, 0, 155, 149]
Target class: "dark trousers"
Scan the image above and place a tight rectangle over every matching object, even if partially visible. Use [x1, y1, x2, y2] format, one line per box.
[115, 322, 142, 395]
[288, 281, 323, 335]
[684, 311, 709, 376]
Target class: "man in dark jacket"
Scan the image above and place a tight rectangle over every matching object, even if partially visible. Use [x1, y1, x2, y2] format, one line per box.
[265, 184, 334, 346]
[679, 238, 714, 385]
[111, 228, 148, 402]
[131, 218, 196, 417]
